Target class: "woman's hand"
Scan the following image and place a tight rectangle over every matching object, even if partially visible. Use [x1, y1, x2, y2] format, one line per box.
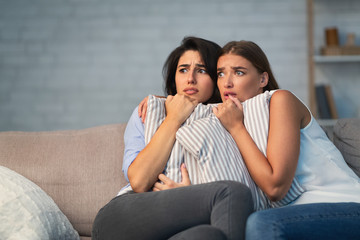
[138, 95, 169, 123]
[165, 94, 198, 127]
[152, 163, 191, 191]
[213, 95, 244, 133]
[138, 96, 149, 123]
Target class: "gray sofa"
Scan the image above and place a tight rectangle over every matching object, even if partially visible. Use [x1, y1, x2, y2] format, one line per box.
[0, 119, 359, 239]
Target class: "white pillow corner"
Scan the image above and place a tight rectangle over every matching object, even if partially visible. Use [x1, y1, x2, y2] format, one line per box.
[0, 166, 80, 240]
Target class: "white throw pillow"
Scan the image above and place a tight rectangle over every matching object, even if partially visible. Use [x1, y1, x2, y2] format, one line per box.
[0, 166, 80, 240]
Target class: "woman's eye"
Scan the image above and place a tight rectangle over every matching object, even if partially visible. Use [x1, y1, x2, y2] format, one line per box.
[198, 69, 207, 74]
[235, 71, 244, 76]
[217, 72, 224, 77]
[179, 68, 188, 73]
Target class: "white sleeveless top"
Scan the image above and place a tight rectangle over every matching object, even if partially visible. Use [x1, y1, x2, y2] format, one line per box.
[292, 114, 360, 204]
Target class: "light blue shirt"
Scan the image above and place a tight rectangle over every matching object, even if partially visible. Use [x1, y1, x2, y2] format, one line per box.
[120, 106, 145, 193]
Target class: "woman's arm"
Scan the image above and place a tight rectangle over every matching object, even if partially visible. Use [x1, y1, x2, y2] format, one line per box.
[122, 107, 146, 183]
[128, 94, 198, 193]
[214, 90, 309, 201]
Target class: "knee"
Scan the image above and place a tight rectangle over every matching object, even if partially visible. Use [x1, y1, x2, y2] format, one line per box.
[92, 208, 103, 240]
[91, 197, 125, 239]
[219, 181, 253, 206]
[245, 210, 276, 240]
[246, 211, 265, 232]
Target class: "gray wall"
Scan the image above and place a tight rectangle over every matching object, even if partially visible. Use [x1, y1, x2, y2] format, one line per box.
[0, 0, 358, 131]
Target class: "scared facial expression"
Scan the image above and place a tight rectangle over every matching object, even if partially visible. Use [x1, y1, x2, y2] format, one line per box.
[217, 54, 268, 102]
[175, 50, 214, 103]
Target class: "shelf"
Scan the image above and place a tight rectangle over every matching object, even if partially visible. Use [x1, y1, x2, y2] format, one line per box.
[314, 55, 360, 63]
[307, 0, 360, 118]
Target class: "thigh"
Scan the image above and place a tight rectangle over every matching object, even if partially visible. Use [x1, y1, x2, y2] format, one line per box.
[93, 181, 253, 240]
[246, 202, 360, 240]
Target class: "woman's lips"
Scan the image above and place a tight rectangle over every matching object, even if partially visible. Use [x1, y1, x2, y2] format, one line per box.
[223, 92, 236, 99]
[184, 88, 198, 95]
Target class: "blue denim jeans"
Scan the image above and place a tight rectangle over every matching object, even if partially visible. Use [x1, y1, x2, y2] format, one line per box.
[245, 202, 360, 240]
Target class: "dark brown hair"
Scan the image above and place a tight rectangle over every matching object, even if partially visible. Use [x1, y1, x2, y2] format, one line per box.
[163, 36, 221, 103]
[219, 41, 279, 91]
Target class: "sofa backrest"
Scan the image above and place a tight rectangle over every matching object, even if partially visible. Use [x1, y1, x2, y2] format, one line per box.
[333, 118, 360, 178]
[0, 123, 128, 238]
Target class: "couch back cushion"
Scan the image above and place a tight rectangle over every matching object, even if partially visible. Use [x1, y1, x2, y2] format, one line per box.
[333, 118, 360, 177]
[0, 124, 127, 237]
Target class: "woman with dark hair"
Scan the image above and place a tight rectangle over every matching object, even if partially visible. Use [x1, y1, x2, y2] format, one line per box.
[163, 37, 221, 104]
[92, 37, 253, 240]
[138, 37, 221, 122]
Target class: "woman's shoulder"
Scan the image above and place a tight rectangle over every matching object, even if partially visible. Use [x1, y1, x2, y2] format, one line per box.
[271, 89, 294, 98]
[270, 90, 311, 127]
[270, 89, 299, 105]
[125, 106, 144, 135]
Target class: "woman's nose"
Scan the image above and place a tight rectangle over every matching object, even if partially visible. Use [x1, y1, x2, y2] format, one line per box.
[187, 70, 196, 84]
[224, 75, 233, 88]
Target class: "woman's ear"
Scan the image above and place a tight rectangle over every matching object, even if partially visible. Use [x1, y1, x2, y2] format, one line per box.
[260, 72, 269, 87]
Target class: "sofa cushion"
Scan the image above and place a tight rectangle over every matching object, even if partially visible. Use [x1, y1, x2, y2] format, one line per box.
[0, 124, 127, 237]
[0, 166, 79, 240]
[333, 118, 360, 177]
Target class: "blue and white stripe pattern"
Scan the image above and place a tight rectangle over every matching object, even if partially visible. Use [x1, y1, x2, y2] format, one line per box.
[144, 91, 304, 210]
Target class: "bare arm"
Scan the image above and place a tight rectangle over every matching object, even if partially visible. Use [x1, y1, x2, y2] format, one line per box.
[213, 90, 309, 201]
[128, 94, 198, 192]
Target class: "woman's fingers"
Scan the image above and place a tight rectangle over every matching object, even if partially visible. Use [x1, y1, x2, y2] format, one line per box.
[165, 94, 198, 125]
[180, 163, 191, 186]
[229, 95, 243, 110]
[141, 102, 148, 123]
[138, 96, 149, 123]
[153, 167, 191, 191]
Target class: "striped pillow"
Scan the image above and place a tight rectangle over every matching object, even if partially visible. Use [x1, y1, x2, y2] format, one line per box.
[145, 92, 305, 210]
[176, 114, 268, 210]
[144, 95, 214, 185]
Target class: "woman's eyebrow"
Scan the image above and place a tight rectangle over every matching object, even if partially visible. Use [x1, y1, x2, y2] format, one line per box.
[178, 64, 190, 68]
[232, 66, 248, 70]
[178, 63, 206, 68]
[217, 66, 248, 71]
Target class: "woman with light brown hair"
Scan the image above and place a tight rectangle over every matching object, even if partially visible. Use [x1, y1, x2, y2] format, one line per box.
[214, 40, 360, 240]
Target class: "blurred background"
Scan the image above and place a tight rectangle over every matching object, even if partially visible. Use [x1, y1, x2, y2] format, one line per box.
[0, 0, 359, 131]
